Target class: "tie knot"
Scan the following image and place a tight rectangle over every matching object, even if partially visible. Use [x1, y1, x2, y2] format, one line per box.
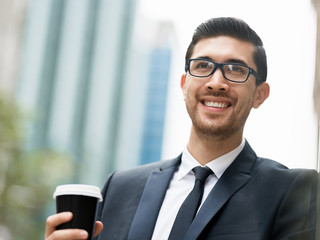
[192, 166, 213, 183]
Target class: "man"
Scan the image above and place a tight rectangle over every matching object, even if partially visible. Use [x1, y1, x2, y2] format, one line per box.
[45, 17, 318, 240]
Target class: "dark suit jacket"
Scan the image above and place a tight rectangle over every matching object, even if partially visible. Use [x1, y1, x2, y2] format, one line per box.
[95, 141, 318, 240]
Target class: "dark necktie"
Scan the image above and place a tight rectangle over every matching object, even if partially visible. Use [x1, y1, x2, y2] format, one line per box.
[168, 166, 213, 240]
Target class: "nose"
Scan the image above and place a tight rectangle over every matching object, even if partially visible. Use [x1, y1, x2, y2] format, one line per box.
[205, 67, 230, 91]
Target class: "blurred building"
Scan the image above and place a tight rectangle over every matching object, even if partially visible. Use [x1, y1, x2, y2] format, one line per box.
[312, 0, 320, 169]
[0, 0, 28, 97]
[139, 47, 171, 164]
[16, 0, 175, 185]
[139, 22, 173, 165]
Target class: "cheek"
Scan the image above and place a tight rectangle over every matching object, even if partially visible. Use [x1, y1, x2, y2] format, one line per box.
[236, 89, 255, 111]
[184, 82, 197, 99]
[182, 81, 190, 99]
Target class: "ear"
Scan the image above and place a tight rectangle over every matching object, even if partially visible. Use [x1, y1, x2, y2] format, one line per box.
[253, 82, 270, 109]
[180, 73, 187, 99]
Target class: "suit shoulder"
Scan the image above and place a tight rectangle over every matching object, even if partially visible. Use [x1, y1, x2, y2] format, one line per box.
[105, 157, 180, 185]
[254, 157, 318, 181]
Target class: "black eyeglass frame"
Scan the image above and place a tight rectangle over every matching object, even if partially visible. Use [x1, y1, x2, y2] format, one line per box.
[185, 58, 260, 83]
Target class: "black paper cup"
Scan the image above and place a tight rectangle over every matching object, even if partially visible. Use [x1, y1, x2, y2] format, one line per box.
[53, 184, 103, 240]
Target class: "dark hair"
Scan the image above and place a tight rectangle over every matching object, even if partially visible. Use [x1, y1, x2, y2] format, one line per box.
[185, 17, 267, 84]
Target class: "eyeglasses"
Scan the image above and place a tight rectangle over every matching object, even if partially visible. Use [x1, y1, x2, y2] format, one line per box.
[185, 58, 259, 83]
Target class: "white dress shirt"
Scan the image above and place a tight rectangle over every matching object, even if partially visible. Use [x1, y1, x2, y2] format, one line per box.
[151, 139, 245, 240]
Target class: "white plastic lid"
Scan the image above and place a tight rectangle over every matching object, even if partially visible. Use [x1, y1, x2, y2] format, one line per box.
[53, 184, 103, 202]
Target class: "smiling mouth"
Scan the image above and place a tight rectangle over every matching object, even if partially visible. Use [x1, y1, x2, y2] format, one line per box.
[203, 101, 231, 108]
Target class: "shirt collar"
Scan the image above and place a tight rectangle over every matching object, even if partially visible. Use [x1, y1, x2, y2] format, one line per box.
[178, 139, 245, 180]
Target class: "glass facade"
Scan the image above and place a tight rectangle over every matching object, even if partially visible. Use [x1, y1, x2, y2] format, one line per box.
[139, 48, 171, 164]
[17, 0, 140, 185]
[16, 0, 173, 185]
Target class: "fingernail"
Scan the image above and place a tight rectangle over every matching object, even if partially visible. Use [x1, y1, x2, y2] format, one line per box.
[64, 212, 72, 218]
[80, 231, 88, 238]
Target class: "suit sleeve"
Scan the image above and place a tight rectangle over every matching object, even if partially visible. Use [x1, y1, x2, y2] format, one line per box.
[271, 169, 318, 240]
[94, 171, 116, 240]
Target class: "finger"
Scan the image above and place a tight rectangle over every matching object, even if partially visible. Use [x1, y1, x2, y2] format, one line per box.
[94, 221, 104, 237]
[46, 229, 88, 240]
[45, 212, 73, 237]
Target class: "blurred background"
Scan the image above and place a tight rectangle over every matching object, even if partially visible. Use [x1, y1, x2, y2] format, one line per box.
[0, 0, 319, 239]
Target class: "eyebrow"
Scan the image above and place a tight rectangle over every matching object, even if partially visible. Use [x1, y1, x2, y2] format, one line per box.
[225, 58, 249, 66]
[195, 56, 249, 67]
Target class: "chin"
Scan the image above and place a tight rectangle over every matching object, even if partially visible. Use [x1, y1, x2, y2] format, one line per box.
[194, 124, 231, 139]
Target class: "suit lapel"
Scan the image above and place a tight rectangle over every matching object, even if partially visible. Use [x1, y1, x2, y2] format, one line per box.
[185, 141, 257, 240]
[127, 157, 181, 240]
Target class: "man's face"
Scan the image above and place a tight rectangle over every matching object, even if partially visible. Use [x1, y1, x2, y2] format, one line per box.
[181, 36, 269, 140]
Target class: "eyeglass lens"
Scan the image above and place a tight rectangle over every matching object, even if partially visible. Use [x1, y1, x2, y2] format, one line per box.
[189, 59, 250, 82]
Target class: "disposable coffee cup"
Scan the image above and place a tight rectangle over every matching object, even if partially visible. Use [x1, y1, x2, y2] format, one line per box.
[53, 184, 103, 240]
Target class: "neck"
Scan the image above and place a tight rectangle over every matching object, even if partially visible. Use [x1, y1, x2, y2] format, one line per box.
[187, 126, 243, 165]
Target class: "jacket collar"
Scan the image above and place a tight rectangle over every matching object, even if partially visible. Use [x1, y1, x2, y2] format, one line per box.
[127, 156, 181, 240]
[185, 140, 257, 239]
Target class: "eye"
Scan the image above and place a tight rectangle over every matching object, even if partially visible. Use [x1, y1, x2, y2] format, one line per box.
[225, 64, 247, 74]
[196, 62, 212, 69]
[191, 60, 214, 71]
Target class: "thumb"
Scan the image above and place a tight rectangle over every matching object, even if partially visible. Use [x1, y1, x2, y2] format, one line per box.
[94, 221, 103, 237]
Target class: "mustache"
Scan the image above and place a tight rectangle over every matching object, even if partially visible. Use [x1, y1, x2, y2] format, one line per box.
[198, 91, 232, 99]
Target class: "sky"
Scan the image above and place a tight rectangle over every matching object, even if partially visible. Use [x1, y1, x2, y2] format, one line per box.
[137, 0, 318, 169]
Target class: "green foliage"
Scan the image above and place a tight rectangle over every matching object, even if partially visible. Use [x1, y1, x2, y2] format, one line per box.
[0, 96, 75, 240]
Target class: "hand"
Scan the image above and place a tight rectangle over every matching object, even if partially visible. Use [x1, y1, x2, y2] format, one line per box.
[45, 212, 103, 240]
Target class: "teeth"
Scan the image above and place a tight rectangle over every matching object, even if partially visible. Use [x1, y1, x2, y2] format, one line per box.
[204, 101, 228, 108]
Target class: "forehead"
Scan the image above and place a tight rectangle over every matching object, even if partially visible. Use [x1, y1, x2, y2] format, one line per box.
[191, 36, 256, 69]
